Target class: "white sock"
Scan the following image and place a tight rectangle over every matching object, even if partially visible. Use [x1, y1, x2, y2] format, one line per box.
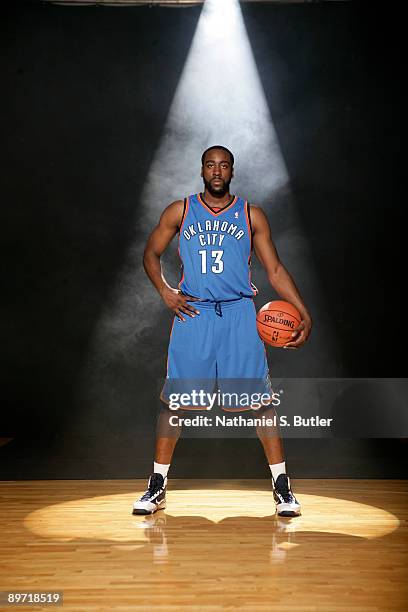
[153, 462, 170, 479]
[269, 461, 286, 484]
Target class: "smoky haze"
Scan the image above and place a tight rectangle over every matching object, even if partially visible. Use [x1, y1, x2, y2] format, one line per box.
[70, 0, 342, 442]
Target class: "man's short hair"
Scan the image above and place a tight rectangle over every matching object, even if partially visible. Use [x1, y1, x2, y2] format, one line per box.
[201, 145, 234, 167]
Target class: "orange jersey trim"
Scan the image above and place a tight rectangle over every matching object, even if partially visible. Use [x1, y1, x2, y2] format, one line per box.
[244, 201, 257, 296]
[177, 197, 189, 289]
[165, 316, 177, 377]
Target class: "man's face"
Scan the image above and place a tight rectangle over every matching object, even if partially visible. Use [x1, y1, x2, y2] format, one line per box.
[201, 149, 234, 197]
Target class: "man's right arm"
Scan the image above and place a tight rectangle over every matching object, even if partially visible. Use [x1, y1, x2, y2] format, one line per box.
[143, 200, 200, 321]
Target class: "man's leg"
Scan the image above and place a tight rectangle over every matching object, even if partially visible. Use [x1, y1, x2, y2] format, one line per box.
[255, 404, 286, 480]
[255, 403, 301, 517]
[155, 436, 179, 465]
[255, 404, 285, 463]
[153, 406, 183, 474]
[256, 406, 286, 483]
[132, 407, 182, 515]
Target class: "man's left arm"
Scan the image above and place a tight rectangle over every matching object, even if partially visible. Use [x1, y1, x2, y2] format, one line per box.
[251, 205, 312, 349]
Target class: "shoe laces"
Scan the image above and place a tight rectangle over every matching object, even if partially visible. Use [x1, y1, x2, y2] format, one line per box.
[274, 474, 294, 503]
[141, 473, 165, 501]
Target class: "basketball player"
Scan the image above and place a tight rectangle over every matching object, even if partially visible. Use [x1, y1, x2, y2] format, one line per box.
[133, 146, 312, 517]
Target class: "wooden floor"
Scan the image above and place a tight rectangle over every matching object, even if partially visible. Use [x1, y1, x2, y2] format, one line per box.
[0, 479, 407, 611]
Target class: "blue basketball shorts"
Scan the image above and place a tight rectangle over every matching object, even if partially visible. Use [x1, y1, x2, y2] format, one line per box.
[160, 297, 273, 410]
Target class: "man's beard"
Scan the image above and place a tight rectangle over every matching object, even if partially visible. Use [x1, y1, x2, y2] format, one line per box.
[203, 177, 231, 198]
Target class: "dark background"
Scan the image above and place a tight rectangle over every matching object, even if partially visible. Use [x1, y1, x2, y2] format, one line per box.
[0, 1, 404, 478]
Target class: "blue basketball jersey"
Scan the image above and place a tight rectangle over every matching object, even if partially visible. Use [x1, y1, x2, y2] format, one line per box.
[178, 192, 258, 302]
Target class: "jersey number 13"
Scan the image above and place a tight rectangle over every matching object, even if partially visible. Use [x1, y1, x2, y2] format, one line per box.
[198, 249, 224, 274]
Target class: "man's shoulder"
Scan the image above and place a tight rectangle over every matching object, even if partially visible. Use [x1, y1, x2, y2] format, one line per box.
[247, 204, 269, 233]
[165, 199, 185, 211]
[247, 203, 263, 211]
[168, 194, 197, 207]
[160, 199, 188, 229]
[247, 203, 265, 218]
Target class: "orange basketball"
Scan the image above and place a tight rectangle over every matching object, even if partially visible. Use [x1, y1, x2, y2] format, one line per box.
[256, 300, 301, 348]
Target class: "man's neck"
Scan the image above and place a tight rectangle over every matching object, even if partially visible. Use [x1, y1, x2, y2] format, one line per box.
[201, 190, 232, 208]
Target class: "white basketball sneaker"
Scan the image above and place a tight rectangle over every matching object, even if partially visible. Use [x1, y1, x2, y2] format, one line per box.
[273, 474, 301, 517]
[132, 473, 167, 515]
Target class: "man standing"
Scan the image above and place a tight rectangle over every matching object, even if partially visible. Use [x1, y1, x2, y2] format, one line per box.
[133, 145, 312, 517]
